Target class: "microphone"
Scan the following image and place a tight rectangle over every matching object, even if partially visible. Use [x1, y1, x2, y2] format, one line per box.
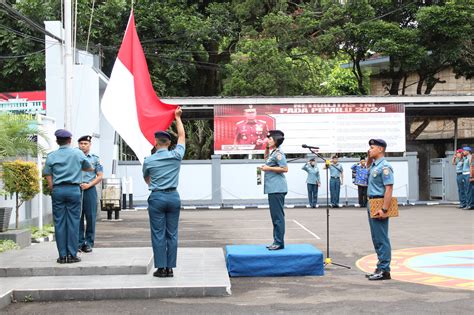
[302, 144, 320, 150]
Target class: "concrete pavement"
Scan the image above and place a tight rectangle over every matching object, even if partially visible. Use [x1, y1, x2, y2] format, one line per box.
[1, 205, 473, 314]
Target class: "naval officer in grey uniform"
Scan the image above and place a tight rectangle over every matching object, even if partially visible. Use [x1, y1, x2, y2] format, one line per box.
[261, 130, 288, 251]
[43, 129, 93, 264]
[143, 107, 185, 278]
[366, 139, 394, 281]
[77, 135, 103, 253]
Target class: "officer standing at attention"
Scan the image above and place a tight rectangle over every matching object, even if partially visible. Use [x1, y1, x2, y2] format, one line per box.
[143, 107, 185, 278]
[302, 158, 320, 208]
[260, 130, 288, 251]
[234, 106, 269, 150]
[452, 149, 466, 208]
[77, 135, 103, 253]
[43, 129, 93, 264]
[365, 139, 394, 281]
[469, 150, 474, 210]
[351, 157, 369, 207]
[462, 146, 473, 210]
[326, 155, 343, 208]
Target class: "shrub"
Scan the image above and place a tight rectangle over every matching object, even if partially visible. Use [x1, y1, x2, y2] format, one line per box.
[2, 160, 40, 229]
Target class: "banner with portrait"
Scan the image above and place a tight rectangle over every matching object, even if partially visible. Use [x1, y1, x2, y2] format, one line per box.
[214, 103, 405, 154]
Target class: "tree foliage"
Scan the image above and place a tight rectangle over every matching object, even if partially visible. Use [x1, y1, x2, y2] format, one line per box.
[0, 113, 44, 160]
[2, 160, 40, 229]
[0, 0, 471, 96]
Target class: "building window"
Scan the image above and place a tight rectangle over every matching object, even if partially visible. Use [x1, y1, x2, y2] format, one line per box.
[118, 136, 139, 161]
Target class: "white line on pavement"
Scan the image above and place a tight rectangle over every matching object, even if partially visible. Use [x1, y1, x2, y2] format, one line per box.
[97, 238, 317, 243]
[292, 219, 321, 240]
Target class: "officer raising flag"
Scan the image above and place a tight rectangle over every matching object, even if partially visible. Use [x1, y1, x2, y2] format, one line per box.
[143, 107, 185, 278]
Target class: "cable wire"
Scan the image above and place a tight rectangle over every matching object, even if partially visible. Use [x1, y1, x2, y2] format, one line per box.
[0, 47, 45, 59]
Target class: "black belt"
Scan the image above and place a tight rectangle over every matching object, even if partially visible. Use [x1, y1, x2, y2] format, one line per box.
[456, 172, 462, 175]
[368, 195, 384, 199]
[54, 183, 79, 186]
[330, 177, 340, 179]
[153, 188, 177, 192]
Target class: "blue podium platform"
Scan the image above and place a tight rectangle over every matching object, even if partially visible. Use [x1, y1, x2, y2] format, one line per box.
[225, 244, 324, 277]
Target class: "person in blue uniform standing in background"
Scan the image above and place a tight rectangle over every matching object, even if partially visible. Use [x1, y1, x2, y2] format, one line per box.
[77, 135, 103, 253]
[327, 155, 343, 208]
[302, 158, 320, 208]
[352, 157, 369, 207]
[260, 130, 288, 251]
[43, 129, 93, 264]
[366, 139, 394, 281]
[469, 151, 474, 210]
[143, 107, 185, 278]
[462, 146, 473, 210]
[452, 149, 466, 208]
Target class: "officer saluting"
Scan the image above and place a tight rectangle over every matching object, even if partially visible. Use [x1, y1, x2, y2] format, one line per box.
[366, 139, 394, 281]
[302, 158, 320, 208]
[77, 135, 103, 253]
[260, 130, 288, 250]
[234, 106, 268, 149]
[43, 129, 93, 264]
[143, 107, 185, 278]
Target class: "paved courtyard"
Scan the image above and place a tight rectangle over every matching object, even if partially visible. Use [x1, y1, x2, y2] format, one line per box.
[2, 205, 473, 314]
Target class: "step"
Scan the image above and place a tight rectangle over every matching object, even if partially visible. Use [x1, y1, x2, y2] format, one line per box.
[0, 247, 231, 308]
[0, 243, 153, 277]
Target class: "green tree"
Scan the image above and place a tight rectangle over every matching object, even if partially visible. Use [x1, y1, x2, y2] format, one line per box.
[183, 120, 213, 160]
[0, 0, 60, 91]
[415, 1, 473, 94]
[223, 37, 333, 96]
[0, 113, 43, 159]
[323, 58, 366, 96]
[371, 23, 425, 95]
[316, 0, 384, 95]
[2, 160, 40, 229]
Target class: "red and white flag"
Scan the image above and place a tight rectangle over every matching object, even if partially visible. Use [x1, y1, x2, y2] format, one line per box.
[101, 11, 176, 163]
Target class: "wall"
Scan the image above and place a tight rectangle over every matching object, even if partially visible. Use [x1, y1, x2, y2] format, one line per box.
[45, 21, 101, 151]
[117, 161, 213, 202]
[117, 156, 411, 206]
[1, 194, 52, 230]
[370, 67, 474, 96]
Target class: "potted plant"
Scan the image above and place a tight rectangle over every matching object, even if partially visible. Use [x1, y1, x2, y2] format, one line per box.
[2, 161, 40, 229]
[0, 189, 13, 232]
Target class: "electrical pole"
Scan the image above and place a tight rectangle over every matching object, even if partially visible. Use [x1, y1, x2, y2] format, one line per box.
[64, 0, 73, 130]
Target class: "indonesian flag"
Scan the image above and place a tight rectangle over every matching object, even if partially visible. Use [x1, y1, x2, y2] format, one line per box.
[101, 11, 176, 164]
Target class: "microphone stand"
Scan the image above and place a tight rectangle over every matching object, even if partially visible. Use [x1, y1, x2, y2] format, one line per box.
[307, 147, 350, 269]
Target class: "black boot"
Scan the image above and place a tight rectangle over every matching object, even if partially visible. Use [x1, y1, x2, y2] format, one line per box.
[153, 268, 167, 278]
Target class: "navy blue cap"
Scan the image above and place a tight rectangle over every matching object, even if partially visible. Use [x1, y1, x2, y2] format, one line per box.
[54, 129, 72, 138]
[267, 130, 284, 138]
[154, 131, 171, 140]
[463, 146, 472, 151]
[78, 135, 92, 142]
[369, 139, 387, 148]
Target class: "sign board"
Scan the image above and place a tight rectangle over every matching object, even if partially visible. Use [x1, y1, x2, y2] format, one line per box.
[214, 103, 405, 154]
